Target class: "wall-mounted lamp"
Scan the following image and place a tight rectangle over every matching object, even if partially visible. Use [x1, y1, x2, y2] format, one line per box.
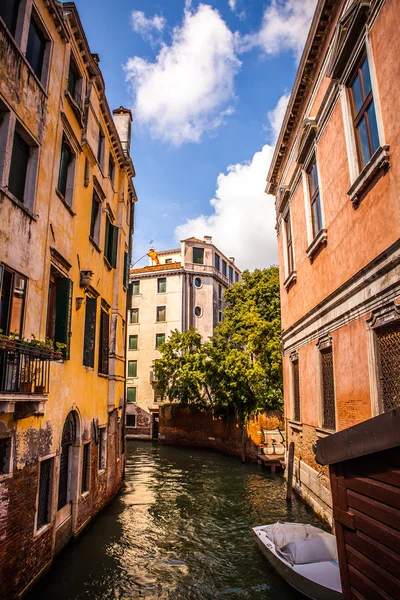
[76, 297, 84, 311]
[80, 270, 93, 288]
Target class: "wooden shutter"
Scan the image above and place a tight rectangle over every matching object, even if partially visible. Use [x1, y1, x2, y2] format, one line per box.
[110, 224, 118, 269]
[98, 310, 109, 375]
[55, 277, 73, 360]
[124, 252, 130, 288]
[83, 297, 97, 367]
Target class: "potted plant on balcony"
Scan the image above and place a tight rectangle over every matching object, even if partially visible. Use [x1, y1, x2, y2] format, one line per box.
[53, 342, 67, 360]
[20, 363, 34, 393]
[5, 330, 19, 351]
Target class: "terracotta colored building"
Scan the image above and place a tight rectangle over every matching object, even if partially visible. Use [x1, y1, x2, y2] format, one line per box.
[0, 1, 136, 597]
[126, 236, 241, 439]
[267, 0, 400, 524]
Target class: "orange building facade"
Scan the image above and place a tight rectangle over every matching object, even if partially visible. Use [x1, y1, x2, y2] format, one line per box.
[267, 0, 400, 523]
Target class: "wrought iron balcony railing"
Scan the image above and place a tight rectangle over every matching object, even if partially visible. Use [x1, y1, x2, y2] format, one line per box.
[0, 338, 56, 395]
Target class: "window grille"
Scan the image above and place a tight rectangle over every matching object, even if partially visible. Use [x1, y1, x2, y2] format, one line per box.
[293, 361, 301, 422]
[321, 348, 336, 430]
[37, 458, 52, 529]
[81, 443, 90, 493]
[377, 322, 400, 412]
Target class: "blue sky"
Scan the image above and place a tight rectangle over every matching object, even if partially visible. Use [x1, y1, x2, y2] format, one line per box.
[73, 0, 316, 270]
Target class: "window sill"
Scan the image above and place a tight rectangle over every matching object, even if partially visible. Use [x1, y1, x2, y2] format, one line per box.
[34, 521, 53, 538]
[56, 188, 76, 216]
[288, 420, 303, 433]
[89, 236, 101, 253]
[283, 270, 297, 292]
[0, 187, 38, 220]
[81, 491, 90, 498]
[348, 145, 390, 208]
[64, 90, 84, 126]
[306, 229, 327, 264]
[98, 373, 109, 379]
[103, 256, 113, 270]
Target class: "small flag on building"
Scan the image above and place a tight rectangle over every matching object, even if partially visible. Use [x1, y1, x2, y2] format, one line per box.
[147, 248, 160, 265]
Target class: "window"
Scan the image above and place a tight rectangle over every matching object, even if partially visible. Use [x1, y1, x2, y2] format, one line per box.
[0, 0, 20, 37]
[194, 306, 202, 317]
[81, 443, 90, 494]
[156, 333, 165, 348]
[129, 309, 139, 324]
[229, 266, 233, 282]
[154, 393, 162, 403]
[165, 258, 172, 264]
[128, 360, 137, 378]
[128, 335, 138, 351]
[8, 131, 29, 203]
[193, 247, 204, 264]
[218, 311, 223, 323]
[98, 310, 109, 375]
[0, 264, 27, 336]
[348, 54, 380, 169]
[0, 437, 11, 475]
[235, 272, 239, 283]
[67, 54, 82, 107]
[108, 155, 115, 183]
[97, 128, 105, 168]
[292, 359, 301, 422]
[126, 414, 136, 427]
[46, 269, 73, 360]
[307, 158, 322, 238]
[98, 427, 106, 471]
[123, 252, 130, 289]
[156, 306, 166, 322]
[194, 277, 201, 288]
[218, 284, 222, 301]
[37, 457, 53, 530]
[83, 296, 97, 368]
[157, 278, 166, 293]
[376, 322, 400, 413]
[104, 217, 118, 269]
[284, 211, 294, 275]
[90, 191, 101, 244]
[214, 254, 220, 271]
[222, 260, 227, 277]
[321, 347, 336, 430]
[57, 136, 75, 206]
[127, 387, 137, 403]
[26, 13, 46, 81]
[132, 280, 140, 295]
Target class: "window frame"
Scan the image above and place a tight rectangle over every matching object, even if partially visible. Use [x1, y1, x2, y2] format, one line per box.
[127, 387, 137, 403]
[128, 334, 138, 351]
[0, 435, 12, 476]
[81, 442, 91, 495]
[157, 278, 166, 294]
[192, 247, 204, 265]
[132, 280, 140, 296]
[35, 455, 55, 534]
[25, 7, 51, 89]
[90, 190, 101, 246]
[129, 308, 139, 324]
[214, 254, 220, 271]
[66, 51, 83, 110]
[127, 359, 137, 378]
[57, 134, 76, 207]
[98, 427, 107, 471]
[0, 262, 27, 336]
[284, 210, 294, 276]
[6, 120, 39, 210]
[156, 305, 166, 323]
[83, 295, 97, 368]
[307, 157, 323, 239]
[126, 414, 136, 427]
[155, 333, 165, 349]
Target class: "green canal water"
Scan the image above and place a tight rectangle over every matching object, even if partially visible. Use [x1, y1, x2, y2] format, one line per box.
[27, 441, 326, 599]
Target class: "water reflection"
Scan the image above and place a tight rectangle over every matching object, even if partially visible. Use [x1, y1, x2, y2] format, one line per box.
[27, 441, 324, 599]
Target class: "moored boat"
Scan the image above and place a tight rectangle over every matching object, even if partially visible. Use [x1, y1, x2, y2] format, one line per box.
[253, 522, 342, 600]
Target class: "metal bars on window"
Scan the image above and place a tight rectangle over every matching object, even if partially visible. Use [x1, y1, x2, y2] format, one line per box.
[376, 322, 400, 412]
[321, 348, 336, 430]
[81, 443, 90, 494]
[293, 361, 301, 422]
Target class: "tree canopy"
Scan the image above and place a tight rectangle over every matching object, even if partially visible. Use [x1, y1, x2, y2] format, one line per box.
[154, 266, 283, 424]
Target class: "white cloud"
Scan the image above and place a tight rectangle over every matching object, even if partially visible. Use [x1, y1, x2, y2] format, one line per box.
[130, 10, 166, 43]
[174, 94, 289, 271]
[228, 0, 237, 10]
[267, 92, 290, 142]
[125, 4, 240, 145]
[239, 0, 317, 61]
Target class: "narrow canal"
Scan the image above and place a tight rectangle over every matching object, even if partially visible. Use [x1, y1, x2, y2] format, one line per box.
[27, 441, 326, 599]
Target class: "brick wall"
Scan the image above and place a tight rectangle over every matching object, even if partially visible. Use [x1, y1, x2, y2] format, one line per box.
[159, 406, 283, 462]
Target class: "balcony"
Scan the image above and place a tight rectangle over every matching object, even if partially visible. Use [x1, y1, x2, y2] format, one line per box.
[0, 337, 58, 418]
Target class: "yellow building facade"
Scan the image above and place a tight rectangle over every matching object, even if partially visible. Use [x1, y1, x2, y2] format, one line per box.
[0, 2, 137, 597]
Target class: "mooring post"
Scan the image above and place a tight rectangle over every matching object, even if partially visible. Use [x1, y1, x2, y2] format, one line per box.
[286, 441, 295, 502]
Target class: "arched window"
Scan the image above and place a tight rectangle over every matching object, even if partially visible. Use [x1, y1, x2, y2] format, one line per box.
[58, 411, 78, 511]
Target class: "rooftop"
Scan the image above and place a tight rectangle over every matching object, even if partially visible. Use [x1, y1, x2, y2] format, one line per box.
[130, 262, 182, 275]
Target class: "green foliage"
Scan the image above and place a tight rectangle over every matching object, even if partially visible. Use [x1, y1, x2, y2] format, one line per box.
[155, 267, 283, 424]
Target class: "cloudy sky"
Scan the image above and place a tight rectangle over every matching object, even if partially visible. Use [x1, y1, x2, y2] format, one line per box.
[75, 0, 317, 271]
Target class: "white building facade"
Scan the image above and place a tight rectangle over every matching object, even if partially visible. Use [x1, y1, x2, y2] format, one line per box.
[126, 236, 241, 439]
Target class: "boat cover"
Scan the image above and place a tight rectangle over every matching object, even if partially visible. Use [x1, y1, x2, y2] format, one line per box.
[279, 534, 338, 565]
[261, 522, 327, 549]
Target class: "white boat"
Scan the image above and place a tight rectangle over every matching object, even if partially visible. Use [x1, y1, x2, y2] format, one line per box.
[253, 522, 342, 600]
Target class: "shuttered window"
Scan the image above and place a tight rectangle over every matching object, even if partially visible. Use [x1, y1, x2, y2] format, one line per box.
[37, 458, 53, 530]
[98, 310, 109, 375]
[104, 218, 118, 269]
[128, 360, 137, 378]
[156, 333, 165, 348]
[129, 335, 138, 350]
[8, 132, 29, 202]
[53, 277, 73, 360]
[83, 297, 97, 368]
[127, 387, 136, 403]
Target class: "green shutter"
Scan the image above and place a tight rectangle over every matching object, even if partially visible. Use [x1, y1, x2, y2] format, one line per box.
[55, 278, 73, 360]
[83, 297, 97, 367]
[110, 223, 118, 269]
[127, 387, 136, 403]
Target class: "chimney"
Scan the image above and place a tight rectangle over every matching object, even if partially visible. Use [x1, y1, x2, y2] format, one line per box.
[204, 235, 212, 244]
[113, 106, 132, 157]
[229, 257, 235, 263]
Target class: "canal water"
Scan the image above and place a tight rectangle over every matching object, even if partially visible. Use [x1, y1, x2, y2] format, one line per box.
[27, 441, 326, 600]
